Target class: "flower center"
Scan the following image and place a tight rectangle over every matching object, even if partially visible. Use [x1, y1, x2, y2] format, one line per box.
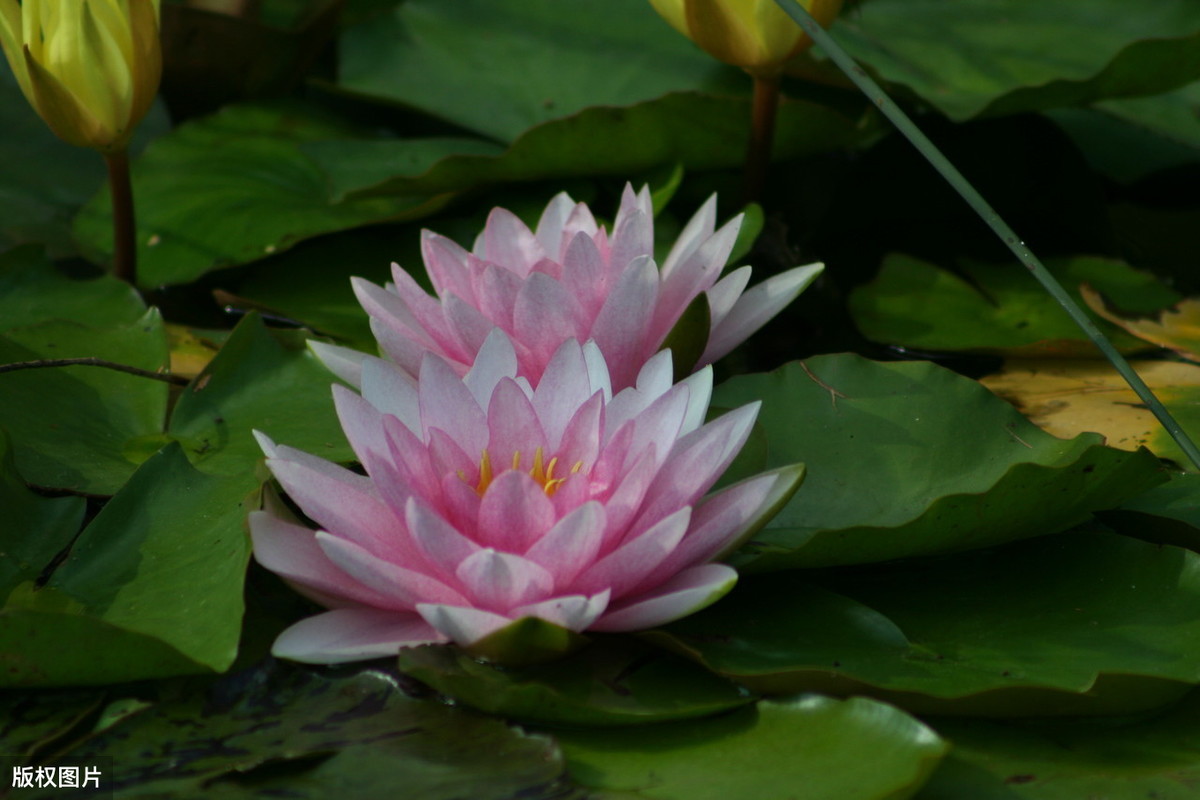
[460, 447, 583, 497]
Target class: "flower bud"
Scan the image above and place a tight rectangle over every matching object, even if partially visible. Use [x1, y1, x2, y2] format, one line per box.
[650, 0, 842, 77]
[0, 0, 162, 152]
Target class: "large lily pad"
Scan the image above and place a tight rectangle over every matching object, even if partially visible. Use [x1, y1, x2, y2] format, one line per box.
[168, 313, 353, 475]
[72, 103, 445, 287]
[0, 444, 253, 686]
[648, 531, 1200, 715]
[832, 0, 1200, 121]
[556, 695, 947, 800]
[1100, 472, 1200, 552]
[50, 661, 574, 800]
[848, 254, 1178, 356]
[0, 308, 168, 494]
[712, 354, 1165, 570]
[0, 245, 146, 331]
[336, 0, 745, 142]
[397, 639, 754, 727]
[917, 689, 1200, 799]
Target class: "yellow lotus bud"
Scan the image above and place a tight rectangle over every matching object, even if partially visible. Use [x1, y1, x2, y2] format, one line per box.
[0, 0, 162, 152]
[650, 0, 843, 77]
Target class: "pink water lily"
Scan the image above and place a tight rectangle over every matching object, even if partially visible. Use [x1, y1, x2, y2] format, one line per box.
[250, 330, 803, 663]
[320, 185, 821, 391]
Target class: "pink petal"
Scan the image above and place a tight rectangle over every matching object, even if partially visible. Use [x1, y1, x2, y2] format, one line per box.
[483, 207, 544, 273]
[455, 548, 556, 611]
[476, 470, 556, 552]
[360, 356, 422, 436]
[352, 276, 443, 358]
[660, 194, 718, 280]
[420, 231, 475, 299]
[307, 341, 367, 389]
[560, 231, 607, 323]
[534, 192, 578, 261]
[417, 604, 514, 646]
[463, 328, 520, 410]
[533, 339, 601, 443]
[333, 383, 389, 467]
[513, 273, 587, 375]
[589, 255, 659, 390]
[486, 378, 548, 461]
[590, 564, 737, 632]
[442, 294, 496, 365]
[471, 263, 523, 329]
[609, 206, 653, 277]
[405, 497, 481, 577]
[573, 506, 691, 597]
[650, 215, 741, 344]
[369, 317, 430, 377]
[273, 608, 445, 664]
[701, 263, 823, 365]
[317, 532, 468, 607]
[551, 390, 604, 470]
[511, 590, 611, 632]
[704, 265, 752, 328]
[249, 510, 402, 610]
[523, 500, 606, 584]
[418, 353, 488, 455]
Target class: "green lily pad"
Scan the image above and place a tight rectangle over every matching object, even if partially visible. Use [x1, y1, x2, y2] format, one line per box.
[336, 0, 745, 143]
[52, 661, 573, 800]
[72, 103, 446, 287]
[0, 245, 146, 331]
[848, 254, 1179, 356]
[0, 444, 253, 686]
[0, 427, 85, 601]
[168, 312, 353, 475]
[556, 694, 947, 800]
[917, 689, 1200, 799]
[711, 354, 1165, 570]
[0, 690, 106, 761]
[649, 531, 1200, 715]
[1100, 471, 1200, 551]
[832, 0, 1200, 121]
[306, 92, 863, 202]
[397, 638, 753, 727]
[0, 308, 168, 494]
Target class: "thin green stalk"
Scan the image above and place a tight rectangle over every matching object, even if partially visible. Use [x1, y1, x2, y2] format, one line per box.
[105, 149, 137, 287]
[774, 0, 1200, 471]
[744, 73, 781, 203]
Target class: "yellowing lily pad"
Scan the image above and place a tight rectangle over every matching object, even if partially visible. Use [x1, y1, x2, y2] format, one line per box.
[980, 358, 1200, 468]
[1083, 284, 1200, 362]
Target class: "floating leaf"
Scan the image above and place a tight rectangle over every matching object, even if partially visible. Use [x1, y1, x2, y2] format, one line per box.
[980, 358, 1200, 469]
[55, 662, 573, 800]
[0, 444, 252, 686]
[1099, 472, 1200, 551]
[336, 0, 745, 143]
[712, 355, 1165, 570]
[1083, 284, 1200, 361]
[649, 531, 1200, 716]
[168, 313, 352, 475]
[848, 254, 1177, 356]
[397, 639, 753, 727]
[832, 0, 1200, 121]
[0, 309, 168, 493]
[918, 689, 1200, 799]
[73, 103, 446, 287]
[0, 245, 145, 331]
[556, 695, 947, 800]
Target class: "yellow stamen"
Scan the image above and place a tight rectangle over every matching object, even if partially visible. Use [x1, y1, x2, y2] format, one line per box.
[459, 447, 585, 497]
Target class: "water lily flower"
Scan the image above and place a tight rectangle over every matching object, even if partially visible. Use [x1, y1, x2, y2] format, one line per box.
[0, 0, 162, 152]
[649, 0, 843, 77]
[323, 185, 822, 392]
[250, 330, 803, 664]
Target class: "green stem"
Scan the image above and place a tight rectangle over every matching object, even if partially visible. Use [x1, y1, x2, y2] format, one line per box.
[773, 0, 1200, 471]
[105, 149, 137, 287]
[744, 73, 781, 203]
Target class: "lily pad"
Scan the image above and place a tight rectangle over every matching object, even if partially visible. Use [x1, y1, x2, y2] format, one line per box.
[72, 102, 445, 287]
[648, 531, 1200, 716]
[0, 444, 253, 686]
[55, 661, 574, 800]
[0, 308, 168, 494]
[336, 0, 745, 143]
[712, 354, 1165, 570]
[556, 694, 947, 800]
[832, 0, 1200, 121]
[397, 639, 753, 727]
[848, 254, 1178, 356]
[917, 689, 1200, 799]
[168, 313, 353, 475]
[1083, 285, 1200, 361]
[0, 245, 146, 331]
[1100, 472, 1200, 551]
